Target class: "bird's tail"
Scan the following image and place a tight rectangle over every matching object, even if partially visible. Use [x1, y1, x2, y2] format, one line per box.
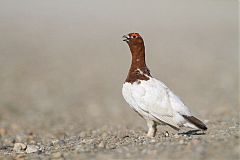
[182, 115, 207, 130]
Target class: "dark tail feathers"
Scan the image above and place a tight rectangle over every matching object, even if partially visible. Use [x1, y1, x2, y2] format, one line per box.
[182, 115, 207, 130]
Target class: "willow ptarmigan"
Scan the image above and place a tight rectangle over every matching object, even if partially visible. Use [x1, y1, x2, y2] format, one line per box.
[122, 33, 207, 137]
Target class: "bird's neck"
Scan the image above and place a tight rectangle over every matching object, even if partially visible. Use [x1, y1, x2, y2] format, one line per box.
[125, 44, 151, 83]
[130, 45, 147, 70]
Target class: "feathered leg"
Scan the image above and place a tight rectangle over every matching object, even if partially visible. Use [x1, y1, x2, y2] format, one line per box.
[146, 120, 157, 137]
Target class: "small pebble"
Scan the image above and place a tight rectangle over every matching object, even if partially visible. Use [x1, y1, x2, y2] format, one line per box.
[106, 144, 116, 149]
[51, 152, 62, 159]
[164, 131, 170, 137]
[26, 145, 39, 153]
[13, 143, 27, 153]
[51, 139, 60, 145]
[150, 139, 156, 143]
[98, 141, 106, 148]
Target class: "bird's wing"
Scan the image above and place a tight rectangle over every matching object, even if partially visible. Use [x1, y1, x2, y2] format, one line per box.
[131, 78, 180, 129]
[168, 89, 191, 116]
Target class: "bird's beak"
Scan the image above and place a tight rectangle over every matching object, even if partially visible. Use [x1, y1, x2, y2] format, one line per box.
[122, 35, 130, 42]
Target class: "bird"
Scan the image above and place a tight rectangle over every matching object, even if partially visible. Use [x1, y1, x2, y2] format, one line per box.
[122, 32, 207, 137]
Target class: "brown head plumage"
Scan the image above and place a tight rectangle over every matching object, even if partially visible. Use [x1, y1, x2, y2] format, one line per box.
[123, 33, 151, 83]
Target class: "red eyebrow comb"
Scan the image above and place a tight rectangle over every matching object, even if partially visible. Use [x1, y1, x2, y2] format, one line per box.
[130, 33, 141, 37]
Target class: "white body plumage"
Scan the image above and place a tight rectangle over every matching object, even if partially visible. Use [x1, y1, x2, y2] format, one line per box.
[122, 77, 197, 130]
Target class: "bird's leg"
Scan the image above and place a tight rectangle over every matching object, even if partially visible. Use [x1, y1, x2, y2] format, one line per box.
[146, 120, 157, 137]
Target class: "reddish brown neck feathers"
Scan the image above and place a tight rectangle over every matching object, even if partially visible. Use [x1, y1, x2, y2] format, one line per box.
[125, 36, 151, 83]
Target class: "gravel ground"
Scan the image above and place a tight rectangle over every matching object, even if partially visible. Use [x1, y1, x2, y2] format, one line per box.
[0, 116, 239, 160]
[0, 1, 238, 159]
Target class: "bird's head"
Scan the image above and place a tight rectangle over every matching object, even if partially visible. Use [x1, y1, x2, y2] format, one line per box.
[122, 33, 144, 46]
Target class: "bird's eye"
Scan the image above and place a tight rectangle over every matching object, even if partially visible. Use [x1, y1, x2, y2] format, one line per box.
[132, 36, 136, 38]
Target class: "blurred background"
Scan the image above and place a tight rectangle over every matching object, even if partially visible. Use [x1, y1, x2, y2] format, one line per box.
[0, 0, 238, 132]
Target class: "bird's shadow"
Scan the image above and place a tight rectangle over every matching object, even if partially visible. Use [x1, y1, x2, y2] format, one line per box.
[178, 129, 206, 136]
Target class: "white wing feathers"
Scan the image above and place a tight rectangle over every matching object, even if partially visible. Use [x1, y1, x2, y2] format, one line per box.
[122, 78, 192, 129]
